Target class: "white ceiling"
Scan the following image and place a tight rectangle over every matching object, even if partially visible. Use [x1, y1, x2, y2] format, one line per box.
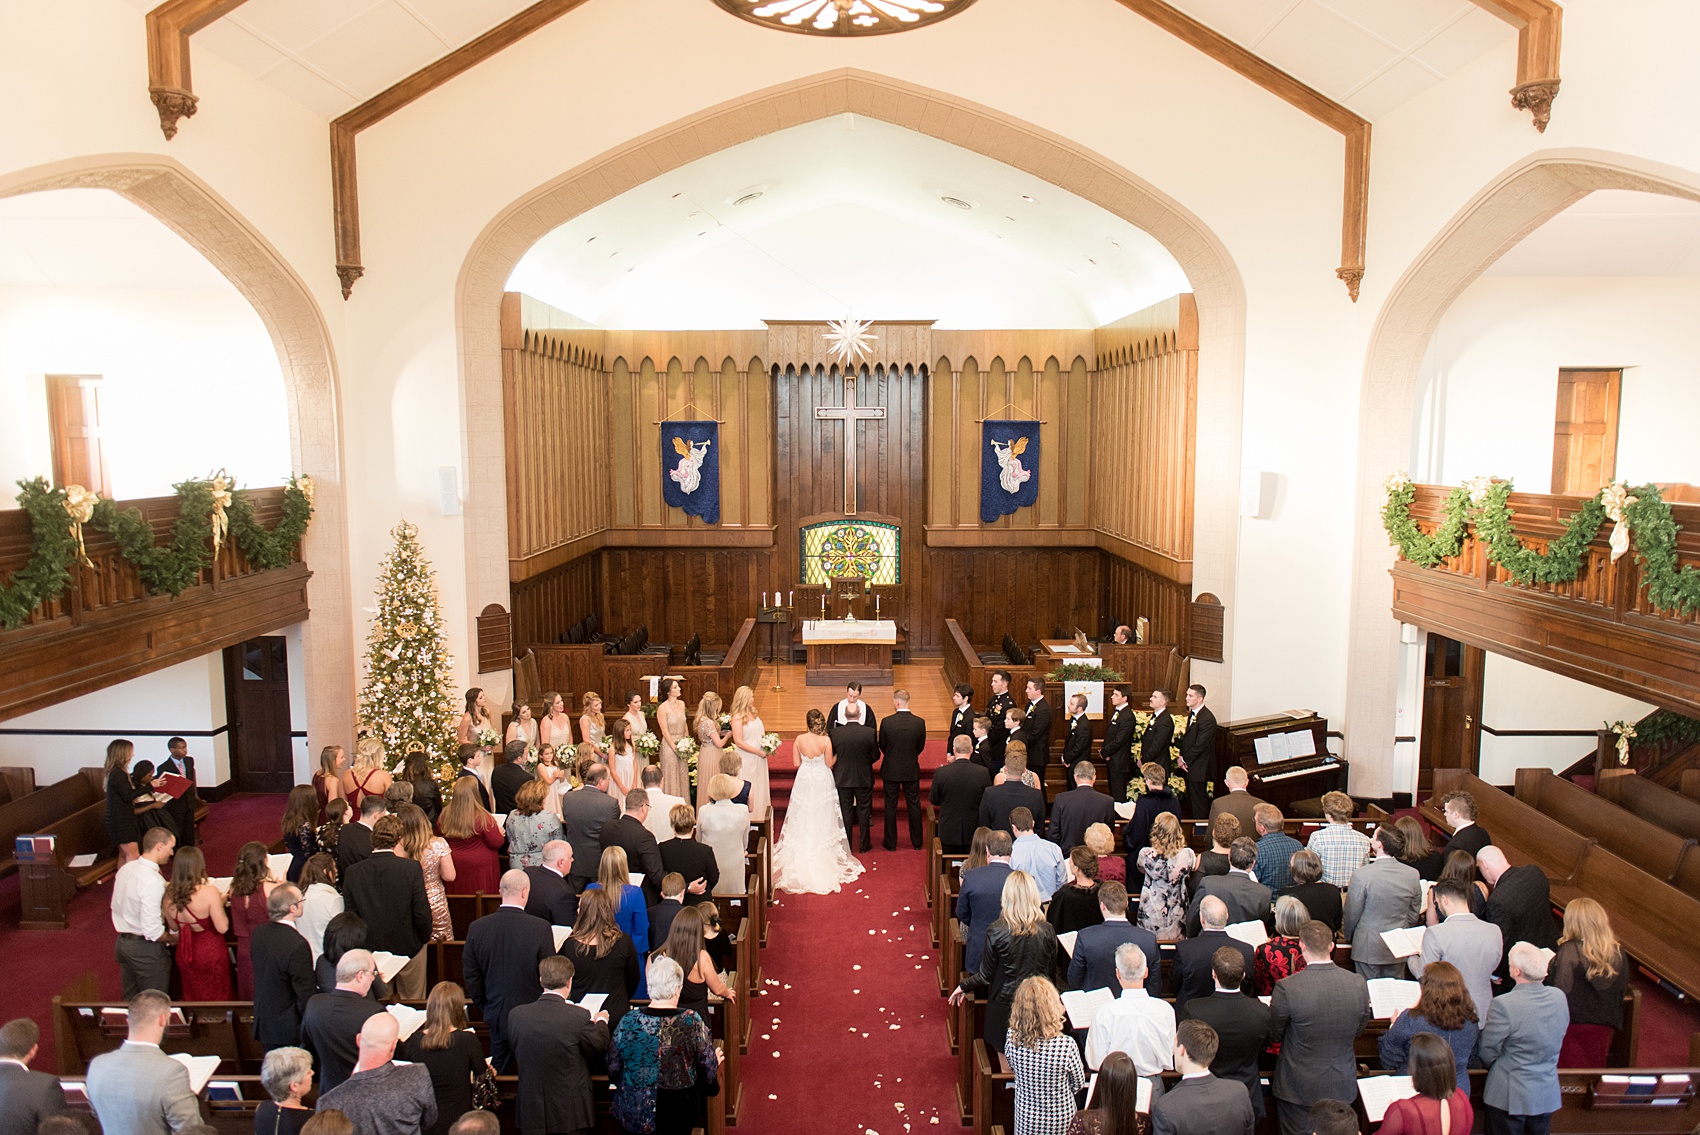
[1483, 191, 1700, 277]
[505, 114, 1192, 328]
[120, 0, 1512, 121]
[0, 189, 236, 290]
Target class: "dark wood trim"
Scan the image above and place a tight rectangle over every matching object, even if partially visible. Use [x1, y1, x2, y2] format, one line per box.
[1109, 0, 1369, 299]
[330, 0, 594, 295]
[922, 526, 1097, 548]
[1479, 725, 1600, 738]
[1468, 0, 1564, 131]
[1094, 533, 1193, 585]
[600, 527, 777, 549]
[144, 0, 252, 139]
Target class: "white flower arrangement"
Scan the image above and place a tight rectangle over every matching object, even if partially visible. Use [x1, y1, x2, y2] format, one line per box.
[1384, 470, 1413, 495]
[635, 732, 661, 758]
[759, 732, 781, 755]
[1464, 475, 1497, 506]
[718, 713, 732, 728]
[476, 725, 500, 749]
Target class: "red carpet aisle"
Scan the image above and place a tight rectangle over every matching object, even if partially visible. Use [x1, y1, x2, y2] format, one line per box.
[0, 791, 288, 1071]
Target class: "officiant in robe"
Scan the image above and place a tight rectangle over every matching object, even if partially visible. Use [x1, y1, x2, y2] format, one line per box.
[832, 720, 878, 853]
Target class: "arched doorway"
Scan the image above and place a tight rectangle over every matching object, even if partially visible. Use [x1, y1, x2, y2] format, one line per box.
[0, 154, 355, 769]
[456, 68, 1249, 698]
[1344, 149, 1700, 793]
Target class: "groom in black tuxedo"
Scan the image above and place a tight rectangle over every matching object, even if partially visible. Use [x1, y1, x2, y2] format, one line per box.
[878, 690, 927, 851]
[832, 718, 878, 852]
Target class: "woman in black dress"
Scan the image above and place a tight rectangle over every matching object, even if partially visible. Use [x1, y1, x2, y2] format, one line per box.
[560, 888, 640, 1031]
[400, 981, 486, 1135]
[402, 749, 444, 827]
[316, 914, 389, 1002]
[105, 740, 167, 864]
[657, 906, 736, 1023]
[1046, 847, 1105, 937]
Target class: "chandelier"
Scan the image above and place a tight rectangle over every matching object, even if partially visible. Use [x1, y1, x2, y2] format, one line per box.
[712, 0, 979, 37]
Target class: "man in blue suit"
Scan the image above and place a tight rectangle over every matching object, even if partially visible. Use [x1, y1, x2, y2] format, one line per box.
[954, 829, 1014, 973]
[1067, 881, 1159, 994]
[1480, 942, 1569, 1135]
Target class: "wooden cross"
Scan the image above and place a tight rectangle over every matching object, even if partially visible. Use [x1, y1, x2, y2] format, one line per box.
[814, 371, 885, 515]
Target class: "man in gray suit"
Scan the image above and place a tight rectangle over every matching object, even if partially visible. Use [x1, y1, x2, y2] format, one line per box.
[85, 990, 203, 1135]
[1151, 1019, 1256, 1135]
[1268, 921, 1370, 1135]
[1342, 823, 1423, 979]
[0, 1018, 66, 1135]
[1480, 942, 1569, 1135]
[1184, 838, 1272, 936]
[1410, 881, 1502, 1019]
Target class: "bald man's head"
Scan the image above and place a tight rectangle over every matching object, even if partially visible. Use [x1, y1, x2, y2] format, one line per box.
[356, 1011, 400, 1071]
[1200, 895, 1229, 930]
[1477, 846, 1509, 885]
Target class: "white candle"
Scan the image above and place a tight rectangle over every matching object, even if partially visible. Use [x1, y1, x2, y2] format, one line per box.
[762, 591, 767, 607]
[788, 590, 793, 607]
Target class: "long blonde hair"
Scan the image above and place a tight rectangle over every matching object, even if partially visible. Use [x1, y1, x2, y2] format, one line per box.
[396, 804, 433, 860]
[439, 777, 491, 840]
[1006, 976, 1065, 1049]
[729, 685, 756, 723]
[581, 691, 604, 730]
[1560, 896, 1622, 981]
[598, 845, 631, 893]
[999, 870, 1045, 936]
[1150, 812, 1186, 858]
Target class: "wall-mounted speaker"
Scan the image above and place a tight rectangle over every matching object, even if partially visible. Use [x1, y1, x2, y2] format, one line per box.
[1239, 468, 1276, 520]
[438, 466, 461, 516]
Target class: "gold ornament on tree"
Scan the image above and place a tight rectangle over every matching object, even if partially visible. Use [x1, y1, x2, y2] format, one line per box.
[61, 485, 101, 567]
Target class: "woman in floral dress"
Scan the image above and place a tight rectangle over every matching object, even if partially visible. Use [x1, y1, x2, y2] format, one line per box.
[655, 680, 690, 800]
[1135, 812, 1196, 939]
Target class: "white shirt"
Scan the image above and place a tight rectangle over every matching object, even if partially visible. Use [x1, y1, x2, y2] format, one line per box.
[110, 857, 166, 940]
[1084, 987, 1176, 1074]
[644, 788, 685, 844]
[832, 699, 869, 725]
[298, 882, 345, 963]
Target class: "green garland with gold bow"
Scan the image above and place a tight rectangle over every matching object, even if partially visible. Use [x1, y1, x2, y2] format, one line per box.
[0, 473, 315, 630]
[1382, 474, 1700, 615]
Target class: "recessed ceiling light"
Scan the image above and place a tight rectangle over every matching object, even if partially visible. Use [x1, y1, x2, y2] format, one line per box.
[610, 250, 620, 258]
[698, 231, 708, 237]
[586, 235, 597, 243]
[1087, 258, 1097, 266]
[941, 196, 974, 210]
[1020, 194, 1037, 203]
[1004, 215, 1015, 222]
[1109, 239, 1121, 249]
[732, 191, 764, 206]
[670, 192, 682, 199]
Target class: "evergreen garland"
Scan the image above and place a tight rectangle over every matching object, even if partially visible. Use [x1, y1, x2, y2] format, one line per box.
[92, 480, 219, 597]
[0, 481, 80, 631]
[1046, 662, 1123, 682]
[229, 475, 315, 570]
[1381, 480, 1471, 568]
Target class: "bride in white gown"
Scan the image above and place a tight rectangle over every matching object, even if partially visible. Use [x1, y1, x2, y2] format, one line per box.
[773, 709, 865, 895]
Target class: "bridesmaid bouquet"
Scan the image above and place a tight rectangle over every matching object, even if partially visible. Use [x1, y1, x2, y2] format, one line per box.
[759, 732, 781, 755]
[476, 725, 500, 749]
[635, 733, 660, 759]
[718, 713, 731, 728]
[676, 737, 700, 787]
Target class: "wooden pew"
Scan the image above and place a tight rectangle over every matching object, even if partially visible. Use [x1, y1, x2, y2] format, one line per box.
[1, 768, 103, 877]
[1599, 769, 1700, 841]
[1683, 770, 1700, 805]
[1426, 770, 1700, 1000]
[1515, 768, 1700, 900]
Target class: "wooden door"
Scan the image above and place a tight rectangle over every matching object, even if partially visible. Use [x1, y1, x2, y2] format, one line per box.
[1552, 368, 1622, 495]
[1418, 633, 1484, 795]
[45, 374, 112, 497]
[224, 636, 295, 793]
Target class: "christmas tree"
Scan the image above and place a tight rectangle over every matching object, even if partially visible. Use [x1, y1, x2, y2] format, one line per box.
[357, 520, 459, 791]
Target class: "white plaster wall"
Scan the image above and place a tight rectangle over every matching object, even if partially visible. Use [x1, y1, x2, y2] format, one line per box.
[1415, 276, 1700, 488]
[1476, 652, 1653, 784]
[0, 285, 292, 500]
[0, 655, 229, 786]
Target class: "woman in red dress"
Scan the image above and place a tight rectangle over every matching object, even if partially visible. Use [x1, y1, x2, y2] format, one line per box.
[312, 743, 347, 825]
[228, 841, 279, 999]
[439, 778, 504, 895]
[164, 847, 232, 1001]
[1253, 895, 1310, 996]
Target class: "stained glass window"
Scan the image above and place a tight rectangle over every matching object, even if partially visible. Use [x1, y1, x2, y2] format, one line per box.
[800, 520, 900, 585]
[712, 0, 977, 37]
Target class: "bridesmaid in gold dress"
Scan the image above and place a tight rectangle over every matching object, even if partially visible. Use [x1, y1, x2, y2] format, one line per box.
[656, 679, 690, 799]
[579, 692, 606, 749]
[694, 692, 731, 810]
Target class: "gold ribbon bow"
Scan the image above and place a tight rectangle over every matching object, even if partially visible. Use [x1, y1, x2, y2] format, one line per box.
[1609, 720, 1636, 766]
[62, 485, 101, 567]
[1599, 481, 1637, 563]
[207, 474, 233, 555]
[293, 474, 315, 508]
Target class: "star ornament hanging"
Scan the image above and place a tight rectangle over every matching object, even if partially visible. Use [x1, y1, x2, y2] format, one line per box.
[825, 317, 878, 367]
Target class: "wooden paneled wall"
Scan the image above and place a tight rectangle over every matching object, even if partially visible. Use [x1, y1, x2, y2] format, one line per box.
[508, 555, 602, 651]
[502, 294, 611, 577]
[1092, 294, 1198, 577]
[924, 335, 1096, 543]
[1103, 555, 1194, 656]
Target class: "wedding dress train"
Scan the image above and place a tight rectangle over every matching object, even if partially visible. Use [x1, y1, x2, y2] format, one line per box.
[772, 754, 864, 895]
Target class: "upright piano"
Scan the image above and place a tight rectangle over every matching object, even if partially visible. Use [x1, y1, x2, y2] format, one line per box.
[1213, 710, 1348, 815]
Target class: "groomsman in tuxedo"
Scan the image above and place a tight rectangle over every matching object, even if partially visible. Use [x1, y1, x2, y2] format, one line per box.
[1060, 693, 1092, 769]
[1141, 689, 1176, 775]
[985, 671, 1015, 767]
[1101, 688, 1137, 803]
[878, 690, 927, 851]
[1177, 684, 1219, 819]
[930, 736, 991, 854]
[833, 718, 879, 852]
[157, 736, 200, 847]
[970, 716, 996, 775]
[946, 684, 975, 750]
[828, 682, 878, 736]
[1014, 678, 1053, 764]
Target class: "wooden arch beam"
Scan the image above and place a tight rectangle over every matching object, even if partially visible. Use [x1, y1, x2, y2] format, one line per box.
[330, 0, 592, 298]
[1111, 0, 1370, 300]
[145, 0, 251, 139]
[1469, 0, 1564, 132]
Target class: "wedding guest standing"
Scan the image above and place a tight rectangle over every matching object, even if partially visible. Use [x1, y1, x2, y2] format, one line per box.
[458, 688, 496, 747]
[1063, 1051, 1138, 1135]
[540, 691, 574, 751]
[102, 739, 144, 865]
[609, 955, 720, 1135]
[656, 906, 737, 1023]
[561, 766, 622, 891]
[579, 691, 606, 750]
[231, 840, 281, 999]
[1150, 1020, 1258, 1135]
[1268, 921, 1370, 1135]
[1379, 1032, 1474, 1135]
[314, 744, 348, 825]
[0, 1019, 67, 1135]
[1378, 960, 1480, 1087]
[1344, 824, 1423, 979]
[256, 1046, 315, 1135]
[251, 885, 318, 1054]
[1252, 896, 1309, 997]
[655, 679, 691, 800]
[86, 991, 203, 1133]
[586, 845, 652, 995]
[463, 872, 554, 1074]
[728, 685, 770, 820]
[1278, 849, 1343, 936]
[1479, 943, 1568, 1135]
[314, 1015, 437, 1135]
[1003, 977, 1085, 1135]
[396, 804, 455, 945]
[163, 846, 232, 1001]
[1548, 897, 1629, 1067]
[399, 982, 487, 1135]
[297, 854, 344, 962]
[504, 779, 563, 869]
[1137, 813, 1196, 940]
[1046, 847, 1104, 937]
[341, 741, 392, 813]
[694, 692, 730, 810]
[699, 775, 751, 896]
[511, 956, 611, 1135]
[342, 816, 432, 1001]
[491, 740, 534, 815]
[1084, 823, 1126, 884]
[950, 871, 1058, 1055]
[281, 786, 322, 883]
[930, 736, 992, 855]
[560, 889, 642, 1031]
[440, 779, 504, 896]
